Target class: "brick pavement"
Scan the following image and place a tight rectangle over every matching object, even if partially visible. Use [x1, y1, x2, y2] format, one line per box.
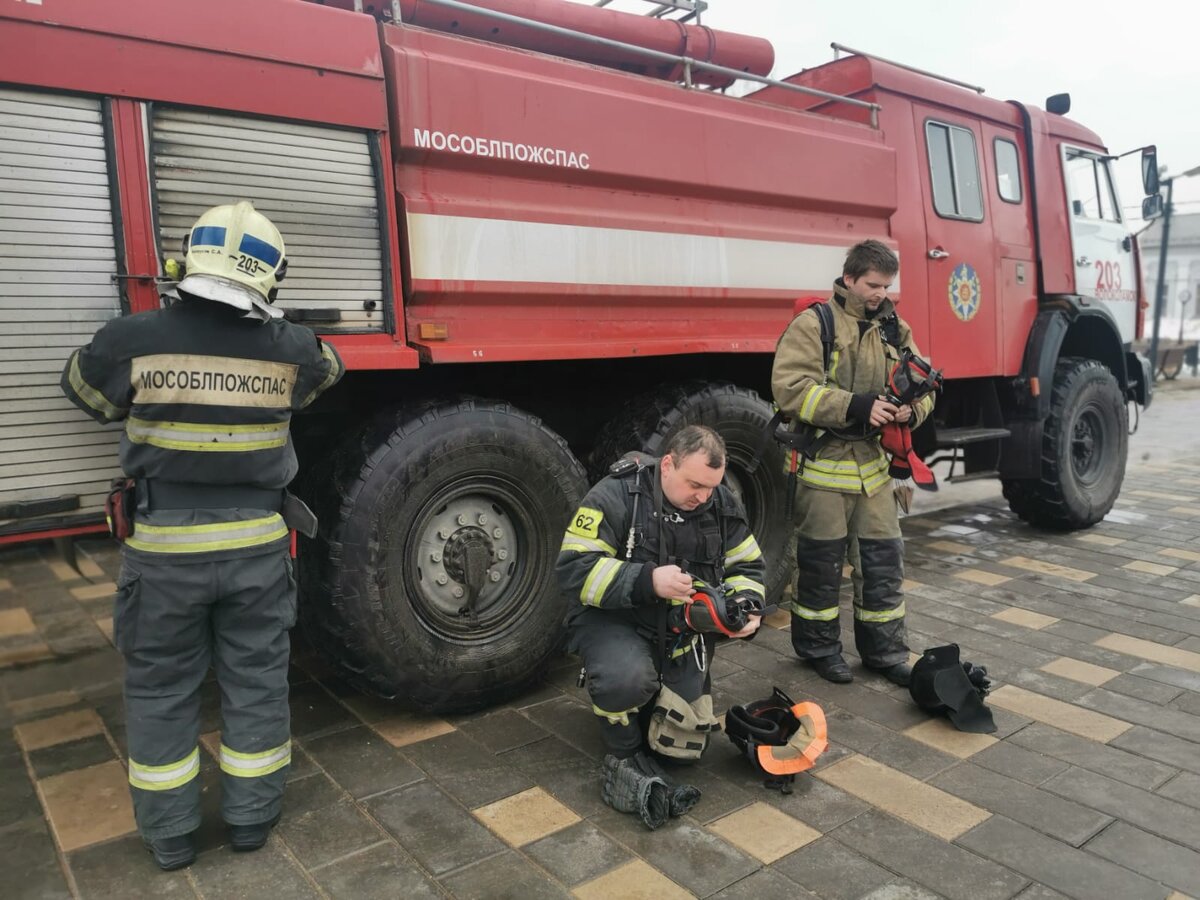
[3, 462, 1200, 898]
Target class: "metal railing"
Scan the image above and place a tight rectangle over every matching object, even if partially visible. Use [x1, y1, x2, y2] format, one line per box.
[831, 42, 984, 95]
[398, 0, 881, 127]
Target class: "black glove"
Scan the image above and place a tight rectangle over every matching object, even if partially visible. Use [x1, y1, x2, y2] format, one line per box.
[962, 662, 992, 698]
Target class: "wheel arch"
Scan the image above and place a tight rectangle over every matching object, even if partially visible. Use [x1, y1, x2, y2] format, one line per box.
[1021, 304, 1132, 420]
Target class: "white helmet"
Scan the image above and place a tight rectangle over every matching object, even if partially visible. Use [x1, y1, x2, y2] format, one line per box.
[176, 201, 287, 321]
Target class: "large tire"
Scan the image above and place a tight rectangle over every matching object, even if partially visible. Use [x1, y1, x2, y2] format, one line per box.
[586, 382, 795, 604]
[298, 399, 587, 713]
[1002, 357, 1127, 530]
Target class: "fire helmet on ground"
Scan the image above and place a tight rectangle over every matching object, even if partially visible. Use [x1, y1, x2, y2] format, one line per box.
[908, 644, 996, 734]
[725, 687, 827, 794]
[176, 201, 287, 321]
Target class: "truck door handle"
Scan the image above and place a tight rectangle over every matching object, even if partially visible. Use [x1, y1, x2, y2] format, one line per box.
[1076, 256, 1090, 266]
[927, 247, 950, 259]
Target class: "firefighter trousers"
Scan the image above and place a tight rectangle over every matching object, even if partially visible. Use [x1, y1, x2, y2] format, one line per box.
[789, 484, 908, 668]
[568, 609, 708, 757]
[114, 545, 296, 840]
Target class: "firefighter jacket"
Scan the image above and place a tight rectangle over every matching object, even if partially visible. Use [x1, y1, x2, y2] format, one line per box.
[771, 280, 935, 496]
[61, 296, 344, 556]
[557, 459, 767, 651]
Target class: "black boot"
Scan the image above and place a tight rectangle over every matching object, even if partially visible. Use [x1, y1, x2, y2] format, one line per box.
[144, 832, 197, 871]
[869, 662, 912, 687]
[809, 653, 853, 684]
[228, 813, 280, 852]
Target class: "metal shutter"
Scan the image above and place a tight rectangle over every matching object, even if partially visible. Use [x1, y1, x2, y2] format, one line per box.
[152, 108, 387, 331]
[0, 87, 123, 533]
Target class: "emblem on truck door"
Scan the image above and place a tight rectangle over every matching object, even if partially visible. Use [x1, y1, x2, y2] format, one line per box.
[948, 262, 981, 322]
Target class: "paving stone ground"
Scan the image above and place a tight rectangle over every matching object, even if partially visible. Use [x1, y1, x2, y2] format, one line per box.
[4, 386, 1200, 899]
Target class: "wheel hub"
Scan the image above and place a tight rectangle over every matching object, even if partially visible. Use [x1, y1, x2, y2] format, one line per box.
[1071, 409, 1102, 483]
[415, 496, 516, 619]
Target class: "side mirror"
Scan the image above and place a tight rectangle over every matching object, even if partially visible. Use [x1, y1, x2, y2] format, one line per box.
[1142, 146, 1160, 196]
[1142, 193, 1164, 220]
[1046, 93, 1071, 115]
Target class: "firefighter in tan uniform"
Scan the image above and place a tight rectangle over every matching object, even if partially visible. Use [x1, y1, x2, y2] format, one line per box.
[771, 240, 934, 685]
[61, 202, 344, 870]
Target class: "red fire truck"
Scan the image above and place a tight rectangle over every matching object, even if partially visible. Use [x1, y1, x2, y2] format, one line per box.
[0, 0, 1156, 710]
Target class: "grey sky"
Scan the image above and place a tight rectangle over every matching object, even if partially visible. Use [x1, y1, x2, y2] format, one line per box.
[573, 0, 1200, 217]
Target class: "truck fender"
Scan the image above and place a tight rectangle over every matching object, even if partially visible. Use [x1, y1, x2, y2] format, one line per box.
[1018, 303, 1134, 420]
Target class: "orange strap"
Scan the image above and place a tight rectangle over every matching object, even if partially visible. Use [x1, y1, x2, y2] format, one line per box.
[755, 701, 828, 775]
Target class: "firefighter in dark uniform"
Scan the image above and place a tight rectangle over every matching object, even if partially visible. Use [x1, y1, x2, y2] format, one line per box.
[60, 201, 344, 870]
[771, 240, 934, 686]
[557, 426, 765, 829]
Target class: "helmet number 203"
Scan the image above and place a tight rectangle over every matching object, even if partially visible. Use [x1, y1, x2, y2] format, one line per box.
[236, 254, 267, 276]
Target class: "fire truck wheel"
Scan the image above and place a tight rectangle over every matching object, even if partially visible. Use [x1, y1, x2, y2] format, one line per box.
[586, 381, 794, 604]
[1002, 357, 1127, 530]
[297, 399, 587, 713]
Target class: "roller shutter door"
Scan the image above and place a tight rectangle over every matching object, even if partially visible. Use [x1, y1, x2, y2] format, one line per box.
[0, 88, 123, 533]
[151, 108, 387, 331]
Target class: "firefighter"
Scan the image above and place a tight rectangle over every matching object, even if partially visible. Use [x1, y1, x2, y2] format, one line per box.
[60, 201, 344, 870]
[557, 426, 765, 829]
[771, 240, 934, 686]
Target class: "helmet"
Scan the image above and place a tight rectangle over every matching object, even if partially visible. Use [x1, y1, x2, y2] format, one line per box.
[176, 201, 287, 320]
[909, 644, 996, 734]
[725, 687, 827, 794]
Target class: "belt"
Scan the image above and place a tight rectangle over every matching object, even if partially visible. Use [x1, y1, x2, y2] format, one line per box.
[138, 480, 285, 512]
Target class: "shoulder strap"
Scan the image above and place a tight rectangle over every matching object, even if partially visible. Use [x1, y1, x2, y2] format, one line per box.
[813, 302, 835, 382]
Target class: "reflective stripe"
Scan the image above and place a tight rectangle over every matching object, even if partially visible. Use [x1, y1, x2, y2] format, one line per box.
[126, 417, 289, 452]
[560, 534, 618, 557]
[592, 704, 638, 726]
[669, 635, 698, 659]
[67, 350, 124, 420]
[129, 747, 200, 791]
[301, 342, 343, 408]
[124, 514, 288, 554]
[855, 602, 905, 623]
[801, 450, 891, 493]
[799, 385, 831, 423]
[789, 602, 840, 621]
[724, 536, 762, 566]
[219, 740, 291, 778]
[724, 575, 766, 598]
[581, 557, 623, 606]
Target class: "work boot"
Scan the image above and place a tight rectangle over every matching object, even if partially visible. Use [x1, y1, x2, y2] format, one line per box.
[809, 654, 853, 684]
[601, 753, 671, 830]
[228, 813, 281, 852]
[869, 662, 912, 687]
[144, 832, 197, 871]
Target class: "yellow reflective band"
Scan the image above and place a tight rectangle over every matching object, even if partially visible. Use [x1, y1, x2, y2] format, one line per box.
[805, 457, 867, 474]
[125, 514, 288, 554]
[724, 575, 766, 598]
[789, 602, 840, 621]
[854, 602, 905, 623]
[126, 417, 289, 453]
[800, 470, 863, 490]
[581, 557, 623, 607]
[219, 740, 292, 778]
[301, 342, 343, 408]
[670, 635, 698, 658]
[592, 704, 638, 726]
[68, 351, 124, 420]
[129, 747, 200, 791]
[799, 385, 831, 423]
[724, 536, 762, 565]
[560, 533, 618, 557]
[829, 348, 841, 381]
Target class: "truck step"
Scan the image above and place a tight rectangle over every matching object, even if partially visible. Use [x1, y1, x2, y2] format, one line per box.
[945, 469, 1002, 484]
[935, 427, 1011, 448]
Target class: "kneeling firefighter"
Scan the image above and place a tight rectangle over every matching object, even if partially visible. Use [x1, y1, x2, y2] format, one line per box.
[60, 202, 344, 870]
[557, 426, 768, 829]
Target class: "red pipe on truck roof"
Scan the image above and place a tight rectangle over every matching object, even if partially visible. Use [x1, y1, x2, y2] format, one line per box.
[314, 0, 774, 87]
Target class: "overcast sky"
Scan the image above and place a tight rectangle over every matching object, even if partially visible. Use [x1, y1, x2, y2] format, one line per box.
[575, 0, 1200, 218]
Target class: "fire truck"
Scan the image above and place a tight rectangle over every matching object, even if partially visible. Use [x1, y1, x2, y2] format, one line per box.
[0, 0, 1156, 711]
